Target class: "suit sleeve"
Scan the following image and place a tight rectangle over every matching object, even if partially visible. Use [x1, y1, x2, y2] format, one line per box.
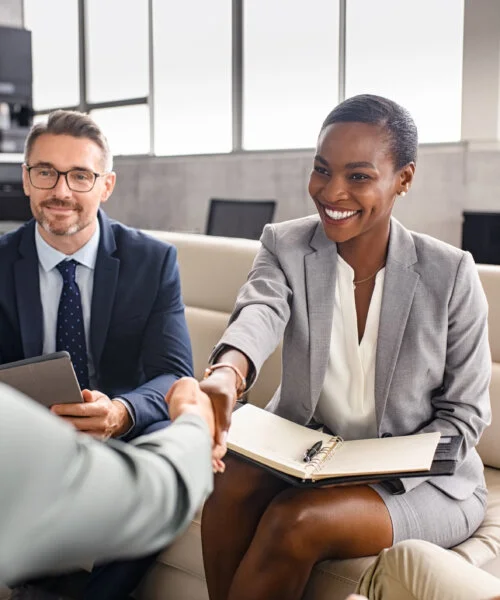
[210, 224, 292, 388]
[0, 384, 212, 586]
[398, 252, 491, 493]
[120, 246, 194, 437]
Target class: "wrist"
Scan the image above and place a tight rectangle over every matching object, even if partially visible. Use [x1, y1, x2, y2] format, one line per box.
[111, 399, 132, 437]
[203, 363, 247, 398]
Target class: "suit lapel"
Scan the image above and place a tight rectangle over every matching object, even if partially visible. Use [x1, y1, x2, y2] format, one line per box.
[90, 211, 119, 370]
[14, 222, 44, 357]
[375, 219, 420, 427]
[305, 222, 338, 408]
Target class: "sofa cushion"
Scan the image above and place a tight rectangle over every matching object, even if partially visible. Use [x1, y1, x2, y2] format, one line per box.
[478, 265, 500, 363]
[477, 363, 500, 469]
[185, 307, 231, 380]
[144, 231, 260, 314]
[452, 467, 500, 566]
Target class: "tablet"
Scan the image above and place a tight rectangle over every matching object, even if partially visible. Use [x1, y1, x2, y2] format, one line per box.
[0, 351, 83, 408]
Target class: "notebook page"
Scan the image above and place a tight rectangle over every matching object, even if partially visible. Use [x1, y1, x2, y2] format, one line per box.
[315, 431, 441, 479]
[227, 404, 334, 478]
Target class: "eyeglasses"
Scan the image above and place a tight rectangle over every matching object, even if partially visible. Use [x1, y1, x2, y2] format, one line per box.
[25, 165, 105, 192]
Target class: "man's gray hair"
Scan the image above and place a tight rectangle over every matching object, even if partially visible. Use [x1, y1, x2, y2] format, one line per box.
[24, 110, 113, 171]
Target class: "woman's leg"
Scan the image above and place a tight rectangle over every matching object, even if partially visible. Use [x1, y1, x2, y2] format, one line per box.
[201, 455, 288, 600]
[227, 485, 393, 600]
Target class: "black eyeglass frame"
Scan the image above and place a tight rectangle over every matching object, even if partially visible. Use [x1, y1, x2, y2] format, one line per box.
[25, 164, 107, 193]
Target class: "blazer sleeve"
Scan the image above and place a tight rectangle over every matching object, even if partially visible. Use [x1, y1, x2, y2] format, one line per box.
[210, 224, 292, 388]
[399, 251, 491, 493]
[120, 246, 194, 437]
[0, 384, 212, 586]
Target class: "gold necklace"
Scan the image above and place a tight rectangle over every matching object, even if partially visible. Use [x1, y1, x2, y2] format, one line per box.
[353, 262, 385, 290]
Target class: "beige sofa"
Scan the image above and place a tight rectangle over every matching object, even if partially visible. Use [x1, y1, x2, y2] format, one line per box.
[133, 230, 500, 600]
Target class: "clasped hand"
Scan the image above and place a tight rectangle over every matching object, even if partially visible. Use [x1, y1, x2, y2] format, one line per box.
[51, 389, 132, 439]
[167, 375, 236, 473]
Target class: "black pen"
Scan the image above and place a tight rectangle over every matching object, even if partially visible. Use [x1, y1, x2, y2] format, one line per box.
[303, 440, 323, 463]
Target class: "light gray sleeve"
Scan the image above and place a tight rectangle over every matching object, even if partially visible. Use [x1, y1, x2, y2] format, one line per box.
[0, 384, 213, 586]
[399, 251, 491, 493]
[211, 224, 292, 386]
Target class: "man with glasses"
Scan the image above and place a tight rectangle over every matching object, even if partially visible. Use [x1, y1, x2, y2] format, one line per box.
[0, 110, 193, 599]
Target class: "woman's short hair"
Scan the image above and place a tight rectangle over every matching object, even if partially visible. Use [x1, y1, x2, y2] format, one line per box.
[321, 94, 418, 170]
[25, 110, 112, 171]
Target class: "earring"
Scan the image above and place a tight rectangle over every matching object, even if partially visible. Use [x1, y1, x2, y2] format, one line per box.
[399, 191, 406, 197]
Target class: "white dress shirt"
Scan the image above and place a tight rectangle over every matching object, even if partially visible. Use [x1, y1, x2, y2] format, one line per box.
[35, 223, 134, 429]
[314, 255, 385, 441]
[35, 223, 100, 387]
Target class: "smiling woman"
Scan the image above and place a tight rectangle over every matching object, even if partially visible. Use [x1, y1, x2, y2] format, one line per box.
[198, 95, 491, 600]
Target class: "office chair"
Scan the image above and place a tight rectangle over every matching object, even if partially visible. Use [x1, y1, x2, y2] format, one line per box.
[205, 198, 277, 240]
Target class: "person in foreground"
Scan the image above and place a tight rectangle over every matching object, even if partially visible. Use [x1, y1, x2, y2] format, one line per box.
[355, 539, 500, 600]
[0, 110, 193, 598]
[0, 377, 213, 588]
[200, 94, 492, 600]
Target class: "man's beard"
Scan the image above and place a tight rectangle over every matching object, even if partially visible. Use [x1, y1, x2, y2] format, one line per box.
[35, 199, 87, 236]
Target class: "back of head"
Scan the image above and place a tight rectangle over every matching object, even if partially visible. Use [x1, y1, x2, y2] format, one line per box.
[321, 94, 418, 170]
[24, 110, 112, 171]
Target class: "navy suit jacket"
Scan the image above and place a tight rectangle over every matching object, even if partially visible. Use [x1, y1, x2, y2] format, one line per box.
[0, 210, 193, 439]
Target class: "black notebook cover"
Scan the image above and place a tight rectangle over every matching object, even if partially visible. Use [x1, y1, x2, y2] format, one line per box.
[228, 434, 462, 489]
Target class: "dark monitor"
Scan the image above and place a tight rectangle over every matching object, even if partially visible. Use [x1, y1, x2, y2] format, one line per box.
[0, 26, 32, 102]
[0, 162, 32, 222]
[462, 211, 500, 265]
[206, 199, 276, 240]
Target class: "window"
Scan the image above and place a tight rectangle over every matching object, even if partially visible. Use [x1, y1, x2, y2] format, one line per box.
[243, 0, 340, 150]
[153, 0, 232, 155]
[27, 0, 465, 154]
[345, 0, 464, 143]
[86, 0, 149, 103]
[24, 0, 80, 110]
[91, 105, 150, 156]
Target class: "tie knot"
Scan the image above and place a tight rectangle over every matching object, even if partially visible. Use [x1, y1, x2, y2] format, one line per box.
[56, 259, 78, 283]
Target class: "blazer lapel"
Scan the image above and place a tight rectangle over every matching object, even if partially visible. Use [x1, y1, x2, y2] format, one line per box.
[375, 219, 420, 427]
[305, 222, 338, 409]
[14, 222, 44, 357]
[90, 211, 119, 370]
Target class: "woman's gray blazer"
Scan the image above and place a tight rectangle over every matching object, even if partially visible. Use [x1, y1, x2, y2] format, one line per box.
[214, 215, 491, 500]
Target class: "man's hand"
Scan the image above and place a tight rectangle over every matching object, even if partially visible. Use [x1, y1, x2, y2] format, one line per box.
[50, 390, 132, 439]
[166, 377, 215, 437]
[199, 368, 239, 473]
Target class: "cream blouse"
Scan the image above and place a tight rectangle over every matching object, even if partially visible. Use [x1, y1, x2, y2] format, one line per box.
[314, 255, 385, 441]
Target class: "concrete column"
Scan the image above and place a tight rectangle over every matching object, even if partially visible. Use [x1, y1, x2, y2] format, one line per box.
[461, 0, 500, 141]
[0, 0, 23, 27]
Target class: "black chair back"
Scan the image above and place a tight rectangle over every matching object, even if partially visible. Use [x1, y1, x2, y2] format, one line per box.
[205, 198, 276, 240]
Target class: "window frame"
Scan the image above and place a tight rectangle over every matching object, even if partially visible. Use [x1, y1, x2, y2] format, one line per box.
[26, 0, 463, 155]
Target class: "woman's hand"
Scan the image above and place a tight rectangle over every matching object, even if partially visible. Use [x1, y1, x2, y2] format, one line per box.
[200, 367, 240, 473]
[166, 377, 215, 437]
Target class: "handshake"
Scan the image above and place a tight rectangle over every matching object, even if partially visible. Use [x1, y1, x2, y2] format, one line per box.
[166, 377, 228, 473]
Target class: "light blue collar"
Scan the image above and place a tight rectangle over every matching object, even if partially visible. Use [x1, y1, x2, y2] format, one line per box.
[35, 220, 101, 272]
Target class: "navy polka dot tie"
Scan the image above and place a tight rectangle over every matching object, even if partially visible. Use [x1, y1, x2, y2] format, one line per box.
[56, 259, 90, 390]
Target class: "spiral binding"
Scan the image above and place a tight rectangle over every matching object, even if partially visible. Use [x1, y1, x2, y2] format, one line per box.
[304, 436, 344, 478]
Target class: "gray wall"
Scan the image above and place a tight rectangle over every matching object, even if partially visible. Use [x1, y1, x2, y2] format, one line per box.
[109, 143, 500, 247]
[0, 0, 23, 27]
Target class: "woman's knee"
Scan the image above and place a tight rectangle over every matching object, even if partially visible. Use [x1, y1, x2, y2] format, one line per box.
[252, 492, 332, 564]
[253, 486, 392, 562]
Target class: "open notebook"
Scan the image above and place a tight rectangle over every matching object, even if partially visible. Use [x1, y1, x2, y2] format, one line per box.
[227, 404, 460, 487]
